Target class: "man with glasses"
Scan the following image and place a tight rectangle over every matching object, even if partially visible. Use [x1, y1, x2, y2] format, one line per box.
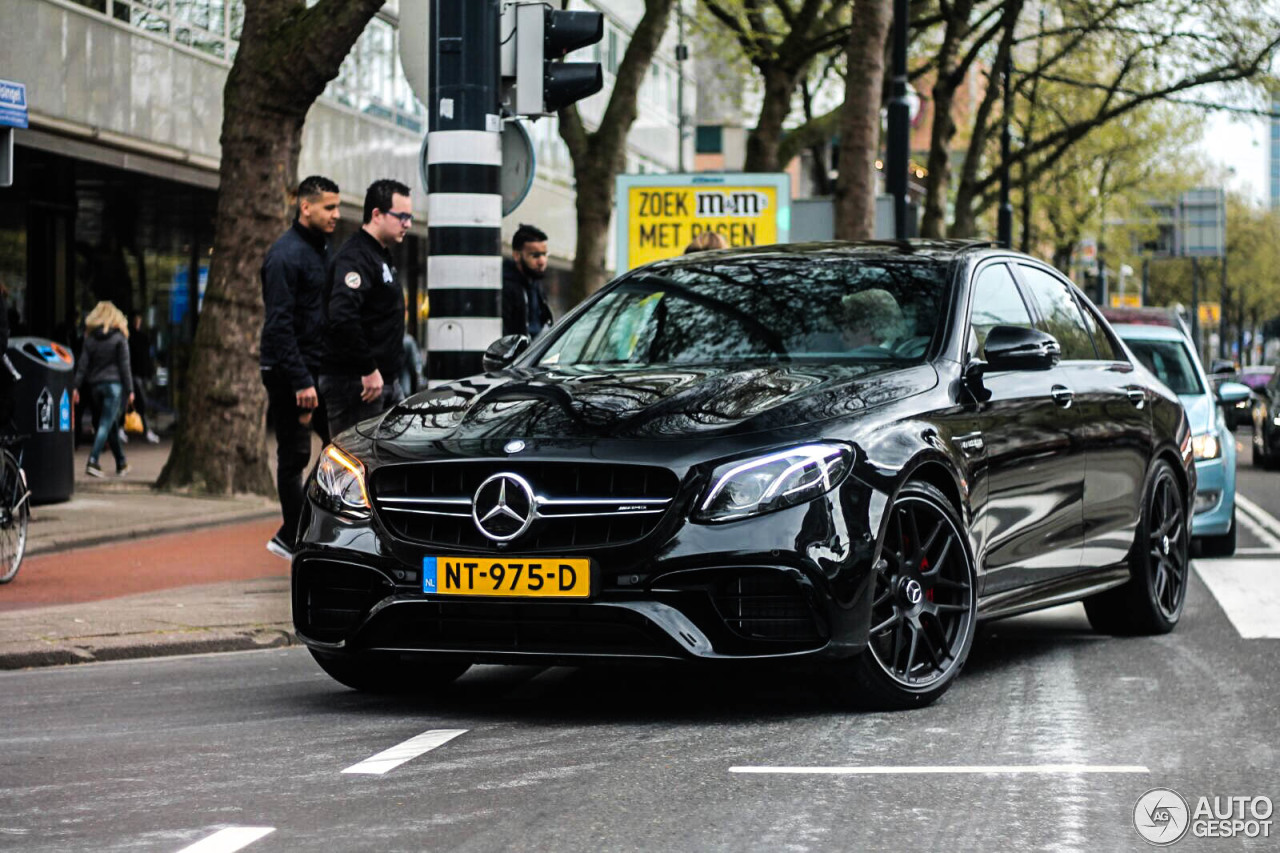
[319, 179, 412, 437]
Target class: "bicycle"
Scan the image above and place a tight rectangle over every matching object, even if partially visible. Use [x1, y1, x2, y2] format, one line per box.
[0, 433, 30, 584]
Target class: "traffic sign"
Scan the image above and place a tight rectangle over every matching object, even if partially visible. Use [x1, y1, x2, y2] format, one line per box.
[417, 119, 535, 215]
[614, 173, 791, 270]
[1198, 302, 1221, 326]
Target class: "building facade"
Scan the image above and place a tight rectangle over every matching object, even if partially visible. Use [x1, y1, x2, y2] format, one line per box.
[0, 0, 693, 410]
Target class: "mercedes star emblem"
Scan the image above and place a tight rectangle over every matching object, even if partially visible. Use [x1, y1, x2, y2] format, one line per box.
[472, 472, 536, 542]
[904, 579, 924, 606]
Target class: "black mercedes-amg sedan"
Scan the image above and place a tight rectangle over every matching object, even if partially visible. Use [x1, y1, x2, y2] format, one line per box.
[294, 241, 1194, 709]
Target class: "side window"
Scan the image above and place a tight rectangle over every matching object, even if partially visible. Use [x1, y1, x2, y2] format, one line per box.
[969, 264, 1034, 356]
[1076, 300, 1124, 361]
[1017, 265, 1098, 360]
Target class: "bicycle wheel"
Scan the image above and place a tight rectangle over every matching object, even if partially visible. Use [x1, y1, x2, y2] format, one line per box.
[0, 451, 29, 584]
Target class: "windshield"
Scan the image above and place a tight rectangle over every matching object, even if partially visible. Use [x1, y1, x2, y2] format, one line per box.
[537, 255, 949, 369]
[1124, 338, 1205, 396]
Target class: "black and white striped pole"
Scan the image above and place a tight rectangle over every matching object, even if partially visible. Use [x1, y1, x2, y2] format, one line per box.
[426, 0, 503, 382]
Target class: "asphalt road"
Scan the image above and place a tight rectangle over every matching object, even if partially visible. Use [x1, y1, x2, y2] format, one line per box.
[3, 440, 1279, 853]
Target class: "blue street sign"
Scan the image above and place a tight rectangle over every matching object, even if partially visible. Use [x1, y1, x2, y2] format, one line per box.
[0, 80, 28, 129]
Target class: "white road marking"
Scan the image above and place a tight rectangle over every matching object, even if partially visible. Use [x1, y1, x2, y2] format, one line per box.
[729, 764, 1148, 775]
[1194, 559, 1280, 638]
[342, 729, 467, 775]
[173, 827, 275, 853]
[1234, 493, 1280, 550]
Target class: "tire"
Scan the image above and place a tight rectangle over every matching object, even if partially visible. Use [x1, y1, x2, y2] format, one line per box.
[309, 649, 470, 694]
[831, 481, 978, 711]
[0, 454, 29, 585]
[1198, 509, 1237, 558]
[1084, 460, 1189, 635]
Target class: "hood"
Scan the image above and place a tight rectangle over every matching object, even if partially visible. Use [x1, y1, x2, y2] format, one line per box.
[91, 328, 120, 341]
[364, 362, 937, 450]
[1179, 392, 1216, 435]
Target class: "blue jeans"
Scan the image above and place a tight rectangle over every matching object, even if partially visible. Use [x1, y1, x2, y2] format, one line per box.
[88, 381, 126, 468]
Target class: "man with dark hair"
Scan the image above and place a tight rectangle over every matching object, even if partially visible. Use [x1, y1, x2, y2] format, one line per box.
[319, 178, 412, 438]
[261, 174, 340, 559]
[503, 223, 553, 338]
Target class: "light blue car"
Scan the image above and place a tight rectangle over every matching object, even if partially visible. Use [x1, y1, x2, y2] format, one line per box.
[1113, 323, 1249, 557]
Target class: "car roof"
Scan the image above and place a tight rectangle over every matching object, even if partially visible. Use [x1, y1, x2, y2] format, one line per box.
[1110, 323, 1191, 343]
[640, 239, 1007, 270]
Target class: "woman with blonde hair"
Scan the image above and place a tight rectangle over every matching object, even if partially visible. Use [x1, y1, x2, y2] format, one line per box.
[72, 301, 133, 477]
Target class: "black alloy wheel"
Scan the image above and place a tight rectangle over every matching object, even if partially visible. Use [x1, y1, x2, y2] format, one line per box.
[1085, 460, 1188, 635]
[835, 481, 977, 710]
[310, 649, 470, 694]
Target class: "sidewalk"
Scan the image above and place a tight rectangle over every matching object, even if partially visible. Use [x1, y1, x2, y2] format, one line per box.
[0, 436, 296, 670]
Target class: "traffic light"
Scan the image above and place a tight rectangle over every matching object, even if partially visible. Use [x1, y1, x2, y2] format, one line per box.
[513, 4, 603, 116]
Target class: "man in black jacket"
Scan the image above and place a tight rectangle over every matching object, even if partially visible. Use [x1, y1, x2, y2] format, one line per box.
[502, 223, 553, 338]
[319, 178, 412, 438]
[260, 174, 340, 559]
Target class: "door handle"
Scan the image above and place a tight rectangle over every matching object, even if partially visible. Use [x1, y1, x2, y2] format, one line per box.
[1126, 387, 1146, 408]
[1051, 385, 1074, 408]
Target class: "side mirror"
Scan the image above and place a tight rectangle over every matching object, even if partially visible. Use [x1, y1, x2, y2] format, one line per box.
[982, 325, 1061, 371]
[482, 334, 531, 372]
[1216, 381, 1251, 405]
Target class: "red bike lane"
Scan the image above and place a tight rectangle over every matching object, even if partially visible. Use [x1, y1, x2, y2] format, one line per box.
[0, 519, 287, 611]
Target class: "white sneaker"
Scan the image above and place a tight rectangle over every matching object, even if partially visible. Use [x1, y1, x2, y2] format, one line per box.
[266, 535, 293, 561]
[117, 428, 129, 444]
[144, 430, 160, 444]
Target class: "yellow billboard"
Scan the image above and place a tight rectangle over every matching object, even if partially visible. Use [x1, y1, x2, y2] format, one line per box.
[615, 173, 791, 271]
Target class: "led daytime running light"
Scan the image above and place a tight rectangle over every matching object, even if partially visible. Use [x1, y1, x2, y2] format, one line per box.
[322, 445, 370, 509]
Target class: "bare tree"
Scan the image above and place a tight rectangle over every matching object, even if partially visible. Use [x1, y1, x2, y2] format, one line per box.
[702, 0, 850, 172]
[558, 0, 677, 303]
[947, 0, 1280, 237]
[158, 0, 385, 495]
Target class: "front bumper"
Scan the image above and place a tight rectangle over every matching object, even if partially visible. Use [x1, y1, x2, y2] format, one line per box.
[292, 478, 885, 665]
[1191, 451, 1235, 538]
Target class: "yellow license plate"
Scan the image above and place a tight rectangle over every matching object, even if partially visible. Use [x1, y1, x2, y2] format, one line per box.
[423, 557, 591, 598]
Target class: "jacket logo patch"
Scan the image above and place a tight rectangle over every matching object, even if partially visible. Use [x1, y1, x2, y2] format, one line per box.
[382, 263, 393, 284]
[344, 272, 361, 289]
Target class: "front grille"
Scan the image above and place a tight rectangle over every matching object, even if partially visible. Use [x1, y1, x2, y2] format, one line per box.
[712, 570, 822, 642]
[295, 559, 394, 642]
[359, 600, 682, 657]
[371, 461, 680, 551]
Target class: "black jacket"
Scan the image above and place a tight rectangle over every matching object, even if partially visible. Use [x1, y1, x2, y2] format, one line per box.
[260, 220, 329, 390]
[322, 229, 405, 381]
[73, 328, 133, 398]
[128, 326, 154, 379]
[502, 257, 553, 338]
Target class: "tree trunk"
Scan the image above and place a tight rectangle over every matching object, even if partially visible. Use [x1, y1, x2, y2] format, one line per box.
[744, 64, 803, 173]
[559, 0, 675, 302]
[568, 161, 616, 304]
[917, 0, 975, 239]
[157, 0, 383, 495]
[834, 0, 891, 240]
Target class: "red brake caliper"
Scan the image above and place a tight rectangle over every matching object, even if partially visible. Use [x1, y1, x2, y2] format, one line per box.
[922, 556, 934, 601]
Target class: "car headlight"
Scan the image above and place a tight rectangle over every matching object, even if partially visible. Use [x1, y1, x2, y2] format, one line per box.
[311, 445, 372, 516]
[695, 443, 853, 523]
[1191, 433, 1220, 461]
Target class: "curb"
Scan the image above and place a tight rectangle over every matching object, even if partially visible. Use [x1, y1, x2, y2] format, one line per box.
[27, 506, 279, 556]
[0, 626, 298, 670]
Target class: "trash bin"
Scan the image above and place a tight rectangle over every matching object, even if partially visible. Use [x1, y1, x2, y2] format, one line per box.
[6, 336, 76, 504]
